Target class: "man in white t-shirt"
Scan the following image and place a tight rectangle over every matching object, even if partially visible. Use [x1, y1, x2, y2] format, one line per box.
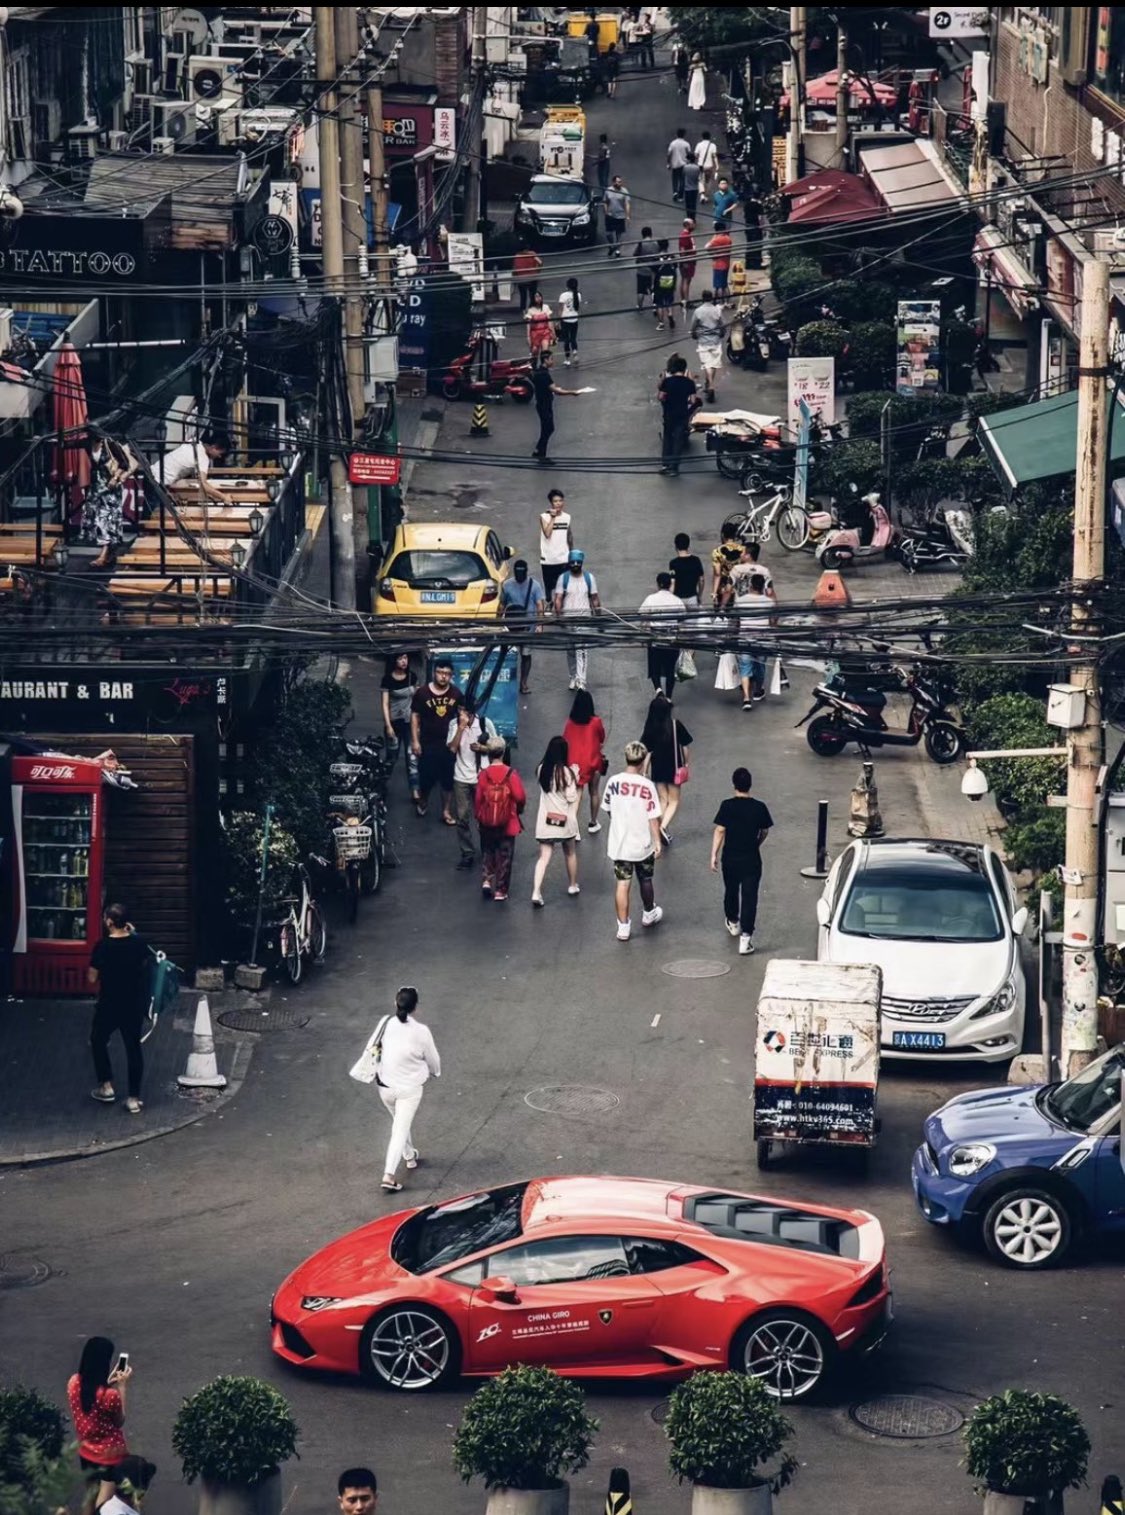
[538, 488, 573, 598]
[694, 131, 719, 197]
[601, 740, 664, 941]
[736, 572, 774, 710]
[731, 541, 775, 601]
[639, 571, 685, 697]
[158, 433, 231, 502]
[447, 703, 501, 868]
[553, 549, 600, 691]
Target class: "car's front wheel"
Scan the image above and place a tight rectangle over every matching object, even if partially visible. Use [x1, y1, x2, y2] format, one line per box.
[733, 1308, 834, 1401]
[361, 1305, 460, 1390]
[981, 1186, 1074, 1269]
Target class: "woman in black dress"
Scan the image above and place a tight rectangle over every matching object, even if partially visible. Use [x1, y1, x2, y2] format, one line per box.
[640, 693, 692, 844]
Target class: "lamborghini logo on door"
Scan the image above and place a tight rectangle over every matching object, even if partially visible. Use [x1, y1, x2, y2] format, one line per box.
[598, 1309, 613, 1325]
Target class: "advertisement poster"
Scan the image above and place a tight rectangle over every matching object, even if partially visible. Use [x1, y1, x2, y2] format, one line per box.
[786, 356, 835, 427]
[446, 231, 485, 301]
[793, 396, 812, 514]
[896, 298, 942, 396]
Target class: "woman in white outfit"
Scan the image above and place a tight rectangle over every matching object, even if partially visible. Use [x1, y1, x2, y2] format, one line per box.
[687, 54, 707, 111]
[378, 986, 441, 1192]
[531, 735, 581, 906]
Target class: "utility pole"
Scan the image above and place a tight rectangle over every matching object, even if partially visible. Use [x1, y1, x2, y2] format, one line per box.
[1061, 256, 1109, 1077]
[365, 13, 390, 285]
[462, 7, 486, 231]
[835, 19, 849, 163]
[315, 4, 356, 610]
[335, 4, 370, 606]
[786, 6, 806, 185]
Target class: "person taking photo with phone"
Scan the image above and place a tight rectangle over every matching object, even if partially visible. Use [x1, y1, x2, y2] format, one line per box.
[68, 1336, 131, 1515]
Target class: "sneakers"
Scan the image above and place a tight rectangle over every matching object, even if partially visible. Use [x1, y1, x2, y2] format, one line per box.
[564, 357, 571, 366]
[567, 884, 581, 895]
[481, 882, 493, 898]
[742, 699, 754, 712]
[456, 855, 474, 870]
[494, 892, 508, 902]
[568, 678, 577, 690]
[739, 934, 755, 955]
[725, 919, 740, 937]
[616, 918, 632, 941]
[587, 820, 602, 834]
[642, 906, 664, 928]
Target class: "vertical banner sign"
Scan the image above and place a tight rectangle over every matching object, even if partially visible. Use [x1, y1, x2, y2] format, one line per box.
[446, 231, 485, 301]
[434, 105, 457, 162]
[794, 397, 812, 514]
[896, 299, 942, 396]
[787, 356, 835, 426]
[268, 180, 299, 240]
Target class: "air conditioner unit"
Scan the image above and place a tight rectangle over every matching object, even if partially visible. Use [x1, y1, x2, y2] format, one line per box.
[67, 124, 101, 162]
[1060, 6, 1090, 87]
[153, 136, 176, 155]
[126, 93, 154, 133]
[107, 129, 128, 152]
[153, 99, 196, 145]
[217, 105, 297, 146]
[187, 54, 242, 105]
[1093, 228, 1125, 257]
[125, 52, 153, 101]
[162, 51, 185, 96]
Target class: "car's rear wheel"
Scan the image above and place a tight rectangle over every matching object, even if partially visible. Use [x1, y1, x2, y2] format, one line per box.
[733, 1308, 834, 1401]
[361, 1305, 459, 1390]
[981, 1186, 1073, 1269]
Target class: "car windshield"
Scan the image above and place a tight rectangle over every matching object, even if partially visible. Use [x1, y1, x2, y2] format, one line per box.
[390, 550, 489, 589]
[839, 865, 1002, 942]
[1043, 1046, 1125, 1132]
[391, 1183, 528, 1273]
[529, 182, 586, 205]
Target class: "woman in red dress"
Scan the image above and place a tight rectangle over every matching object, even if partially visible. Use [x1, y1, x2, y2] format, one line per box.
[525, 291, 555, 359]
[678, 218, 697, 311]
[67, 1336, 130, 1513]
[562, 688, 607, 833]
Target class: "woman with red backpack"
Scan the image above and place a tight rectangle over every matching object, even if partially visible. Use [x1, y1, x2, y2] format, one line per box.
[474, 747, 527, 903]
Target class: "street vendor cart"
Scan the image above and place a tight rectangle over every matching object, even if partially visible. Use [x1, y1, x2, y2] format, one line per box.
[753, 959, 882, 1167]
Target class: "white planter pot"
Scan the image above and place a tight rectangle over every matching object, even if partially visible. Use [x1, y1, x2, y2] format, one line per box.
[199, 1471, 283, 1515]
[983, 1496, 1027, 1515]
[485, 1487, 569, 1515]
[692, 1484, 772, 1515]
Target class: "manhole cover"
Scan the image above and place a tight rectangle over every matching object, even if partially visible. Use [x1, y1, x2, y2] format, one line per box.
[217, 1005, 310, 1033]
[650, 1399, 670, 1425]
[525, 1086, 620, 1117]
[0, 1255, 52, 1290]
[851, 1395, 964, 1439]
[661, 960, 732, 978]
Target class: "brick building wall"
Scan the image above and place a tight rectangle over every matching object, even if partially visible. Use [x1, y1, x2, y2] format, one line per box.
[992, 14, 1125, 221]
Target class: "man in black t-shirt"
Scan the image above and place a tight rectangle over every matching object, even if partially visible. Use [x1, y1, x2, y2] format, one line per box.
[669, 532, 705, 607]
[657, 355, 700, 476]
[88, 903, 152, 1112]
[531, 352, 580, 464]
[710, 767, 773, 954]
[410, 658, 463, 820]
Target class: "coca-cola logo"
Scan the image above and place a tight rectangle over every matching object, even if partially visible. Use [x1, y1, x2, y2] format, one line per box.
[28, 764, 77, 780]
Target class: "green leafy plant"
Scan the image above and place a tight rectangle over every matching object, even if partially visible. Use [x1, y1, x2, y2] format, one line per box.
[172, 1377, 298, 1488]
[795, 319, 848, 361]
[223, 810, 300, 923]
[665, 1371, 798, 1491]
[771, 254, 824, 314]
[810, 438, 883, 500]
[846, 320, 895, 389]
[249, 676, 353, 857]
[968, 694, 1064, 817]
[1004, 811, 1065, 877]
[963, 1390, 1090, 1497]
[452, 1366, 598, 1492]
[0, 1387, 73, 1515]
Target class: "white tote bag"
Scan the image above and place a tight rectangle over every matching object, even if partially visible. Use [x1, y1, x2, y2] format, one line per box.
[714, 651, 740, 691]
[349, 1014, 391, 1084]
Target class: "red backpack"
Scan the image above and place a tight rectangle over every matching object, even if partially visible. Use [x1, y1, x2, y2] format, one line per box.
[475, 765, 514, 830]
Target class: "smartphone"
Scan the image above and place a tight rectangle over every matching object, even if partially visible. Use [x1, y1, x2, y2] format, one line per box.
[114, 1352, 129, 1377]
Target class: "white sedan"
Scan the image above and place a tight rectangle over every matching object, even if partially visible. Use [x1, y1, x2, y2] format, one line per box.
[815, 839, 1027, 1064]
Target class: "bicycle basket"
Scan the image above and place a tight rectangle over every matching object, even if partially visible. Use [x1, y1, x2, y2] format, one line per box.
[334, 824, 373, 859]
[329, 762, 366, 784]
[329, 793, 368, 816]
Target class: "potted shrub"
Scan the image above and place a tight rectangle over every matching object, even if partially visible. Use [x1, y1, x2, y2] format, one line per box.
[963, 1390, 1090, 1513]
[172, 1376, 298, 1515]
[0, 1385, 73, 1515]
[452, 1364, 597, 1515]
[665, 1370, 797, 1514]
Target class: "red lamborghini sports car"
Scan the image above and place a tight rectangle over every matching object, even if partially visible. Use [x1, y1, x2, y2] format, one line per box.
[272, 1176, 890, 1399]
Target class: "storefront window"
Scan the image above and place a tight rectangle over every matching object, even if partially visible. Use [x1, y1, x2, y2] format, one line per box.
[1091, 5, 1125, 104]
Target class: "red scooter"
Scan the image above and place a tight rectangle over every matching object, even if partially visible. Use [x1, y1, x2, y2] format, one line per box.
[439, 333, 534, 403]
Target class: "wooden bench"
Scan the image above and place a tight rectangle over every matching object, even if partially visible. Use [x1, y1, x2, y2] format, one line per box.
[105, 574, 234, 625]
[0, 523, 64, 536]
[117, 540, 252, 567]
[168, 485, 274, 504]
[1, 540, 60, 568]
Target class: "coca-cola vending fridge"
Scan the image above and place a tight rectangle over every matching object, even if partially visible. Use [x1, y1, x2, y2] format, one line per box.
[11, 755, 106, 995]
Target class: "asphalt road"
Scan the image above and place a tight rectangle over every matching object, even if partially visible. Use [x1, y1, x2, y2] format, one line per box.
[4, 68, 1123, 1515]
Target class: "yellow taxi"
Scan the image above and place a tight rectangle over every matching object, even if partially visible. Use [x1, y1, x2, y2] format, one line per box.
[374, 521, 514, 618]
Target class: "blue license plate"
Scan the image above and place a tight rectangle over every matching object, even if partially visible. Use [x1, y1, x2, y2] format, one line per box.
[892, 1031, 946, 1050]
[421, 591, 456, 604]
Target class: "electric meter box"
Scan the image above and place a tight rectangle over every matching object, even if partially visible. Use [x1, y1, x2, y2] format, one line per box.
[1046, 684, 1085, 730]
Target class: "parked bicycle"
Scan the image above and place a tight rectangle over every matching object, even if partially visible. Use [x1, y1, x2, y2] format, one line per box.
[731, 481, 809, 551]
[278, 863, 327, 984]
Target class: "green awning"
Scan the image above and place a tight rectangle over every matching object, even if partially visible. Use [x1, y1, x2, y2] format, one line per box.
[979, 385, 1125, 488]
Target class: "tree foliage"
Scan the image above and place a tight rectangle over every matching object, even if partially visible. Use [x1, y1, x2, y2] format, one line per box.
[963, 1390, 1090, 1497]
[665, 1372, 797, 1491]
[249, 677, 353, 858]
[0, 1388, 74, 1515]
[172, 1377, 299, 1488]
[452, 1367, 597, 1492]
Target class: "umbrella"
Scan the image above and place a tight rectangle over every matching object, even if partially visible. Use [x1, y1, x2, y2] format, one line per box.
[781, 69, 898, 109]
[51, 341, 90, 519]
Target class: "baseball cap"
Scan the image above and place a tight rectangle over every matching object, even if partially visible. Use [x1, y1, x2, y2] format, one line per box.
[568, 549, 585, 565]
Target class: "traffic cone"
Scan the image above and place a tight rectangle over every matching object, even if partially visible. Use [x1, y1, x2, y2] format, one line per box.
[769, 656, 783, 696]
[811, 569, 851, 609]
[605, 1468, 632, 1515]
[470, 402, 489, 437]
[177, 995, 228, 1089]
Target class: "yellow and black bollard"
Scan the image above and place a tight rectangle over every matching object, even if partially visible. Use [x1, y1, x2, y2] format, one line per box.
[605, 1467, 632, 1515]
[470, 402, 490, 437]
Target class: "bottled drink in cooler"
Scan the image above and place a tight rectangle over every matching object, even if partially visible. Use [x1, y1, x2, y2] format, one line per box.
[59, 850, 70, 875]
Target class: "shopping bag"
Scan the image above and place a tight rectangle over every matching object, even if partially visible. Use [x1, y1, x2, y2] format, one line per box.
[714, 652, 740, 691]
[676, 648, 698, 682]
[349, 1014, 390, 1084]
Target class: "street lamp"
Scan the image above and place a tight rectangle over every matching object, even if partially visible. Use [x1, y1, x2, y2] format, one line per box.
[248, 507, 264, 536]
[230, 541, 247, 571]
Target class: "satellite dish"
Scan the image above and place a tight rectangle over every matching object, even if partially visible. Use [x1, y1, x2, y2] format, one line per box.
[172, 8, 209, 46]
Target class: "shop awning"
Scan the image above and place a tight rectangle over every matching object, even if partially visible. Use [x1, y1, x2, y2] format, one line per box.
[782, 169, 885, 226]
[978, 384, 1125, 487]
[973, 226, 1039, 318]
[859, 140, 962, 212]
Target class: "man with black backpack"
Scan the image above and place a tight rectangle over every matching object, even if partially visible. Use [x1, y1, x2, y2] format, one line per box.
[474, 748, 528, 902]
[500, 558, 546, 694]
[553, 549, 601, 691]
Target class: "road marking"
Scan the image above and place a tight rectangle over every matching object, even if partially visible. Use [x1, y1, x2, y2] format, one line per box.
[650, 1013, 660, 1027]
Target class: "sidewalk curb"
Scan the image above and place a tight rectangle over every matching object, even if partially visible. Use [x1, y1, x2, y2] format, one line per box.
[0, 1036, 254, 1169]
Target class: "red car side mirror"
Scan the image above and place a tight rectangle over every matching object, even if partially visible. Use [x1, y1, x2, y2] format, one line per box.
[480, 1274, 520, 1304]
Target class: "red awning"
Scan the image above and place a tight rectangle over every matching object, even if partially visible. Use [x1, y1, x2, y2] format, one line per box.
[50, 341, 90, 515]
[782, 169, 885, 226]
[781, 69, 898, 109]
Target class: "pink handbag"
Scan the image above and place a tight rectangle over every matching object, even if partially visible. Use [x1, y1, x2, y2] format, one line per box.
[673, 723, 690, 787]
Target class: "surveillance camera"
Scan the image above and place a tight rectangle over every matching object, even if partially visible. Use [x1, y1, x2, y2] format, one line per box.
[961, 761, 989, 803]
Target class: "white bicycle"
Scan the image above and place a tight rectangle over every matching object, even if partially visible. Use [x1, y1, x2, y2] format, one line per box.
[732, 481, 809, 551]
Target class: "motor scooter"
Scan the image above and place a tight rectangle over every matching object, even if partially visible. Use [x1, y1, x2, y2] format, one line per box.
[439, 333, 534, 403]
[815, 492, 898, 570]
[897, 505, 971, 573]
[796, 665, 964, 764]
